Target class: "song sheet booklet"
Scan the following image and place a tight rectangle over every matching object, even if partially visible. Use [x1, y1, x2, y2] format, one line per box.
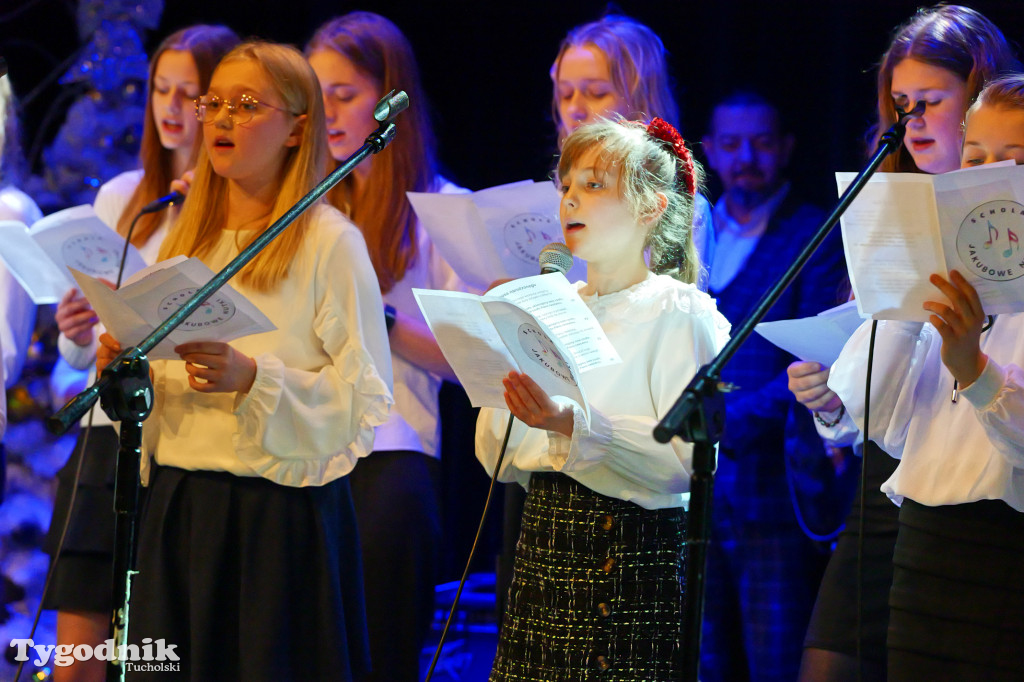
[413, 273, 621, 424]
[0, 204, 148, 304]
[837, 160, 1024, 321]
[70, 255, 275, 360]
[408, 180, 587, 291]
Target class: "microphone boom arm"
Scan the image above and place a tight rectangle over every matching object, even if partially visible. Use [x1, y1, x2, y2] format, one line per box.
[48, 90, 406, 433]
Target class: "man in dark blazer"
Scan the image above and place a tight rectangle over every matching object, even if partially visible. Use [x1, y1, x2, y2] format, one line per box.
[698, 91, 848, 682]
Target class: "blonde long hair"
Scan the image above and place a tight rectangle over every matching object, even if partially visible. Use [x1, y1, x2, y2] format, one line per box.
[551, 15, 678, 145]
[306, 12, 437, 293]
[157, 41, 327, 292]
[118, 25, 239, 246]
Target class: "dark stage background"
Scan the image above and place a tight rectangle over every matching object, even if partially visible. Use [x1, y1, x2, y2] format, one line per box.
[3, 0, 1024, 582]
[5, 0, 1024, 204]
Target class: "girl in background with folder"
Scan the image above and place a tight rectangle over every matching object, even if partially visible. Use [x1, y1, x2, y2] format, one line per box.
[791, 8, 1021, 679]
[97, 40, 392, 680]
[549, 13, 714, 273]
[304, 13, 469, 680]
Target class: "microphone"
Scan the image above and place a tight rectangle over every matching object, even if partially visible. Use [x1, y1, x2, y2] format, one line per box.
[0, 57, 7, 79]
[539, 242, 573, 275]
[897, 100, 926, 124]
[139, 190, 184, 215]
[373, 89, 409, 123]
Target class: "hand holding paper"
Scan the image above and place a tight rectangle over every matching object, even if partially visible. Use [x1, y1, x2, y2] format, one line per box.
[175, 341, 258, 394]
[502, 370, 575, 437]
[787, 361, 842, 412]
[413, 273, 621, 421]
[924, 270, 989, 387]
[837, 162, 1024, 320]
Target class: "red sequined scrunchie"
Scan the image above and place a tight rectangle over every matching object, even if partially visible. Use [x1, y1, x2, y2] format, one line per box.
[645, 117, 697, 197]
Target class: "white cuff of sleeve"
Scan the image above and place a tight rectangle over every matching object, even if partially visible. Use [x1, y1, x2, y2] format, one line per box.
[960, 356, 1001, 410]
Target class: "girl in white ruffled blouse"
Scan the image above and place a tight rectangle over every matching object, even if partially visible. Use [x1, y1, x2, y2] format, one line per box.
[96, 41, 392, 681]
[476, 118, 729, 681]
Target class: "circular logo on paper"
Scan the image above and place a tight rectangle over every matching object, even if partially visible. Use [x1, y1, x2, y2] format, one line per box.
[956, 200, 1024, 282]
[157, 288, 236, 329]
[503, 213, 562, 266]
[61, 233, 121, 277]
[517, 322, 576, 387]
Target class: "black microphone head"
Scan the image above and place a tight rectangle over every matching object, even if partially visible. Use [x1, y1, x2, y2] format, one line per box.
[539, 242, 573, 275]
[139, 190, 184, 215]
[0, 57, 7, 79]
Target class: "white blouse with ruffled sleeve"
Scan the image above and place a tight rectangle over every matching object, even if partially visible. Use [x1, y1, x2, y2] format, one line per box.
[826, 315, 1024, 511]
[475, 272, 730, 510]
[140, 204, 394, 487]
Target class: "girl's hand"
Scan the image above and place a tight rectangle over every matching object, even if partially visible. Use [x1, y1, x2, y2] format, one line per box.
[923, 270, 988, 386]
[787, 361, 843, 412]
[174, 341, 256, 394]
[502, 370, 574, 437]
[56, 288, 99, 346]
[169, 169, 194, 198]
[97, 333, 122, 373]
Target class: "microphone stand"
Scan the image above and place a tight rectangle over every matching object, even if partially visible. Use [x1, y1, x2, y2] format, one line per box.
[653, 101, 925, 682]
[46, 90, 410, 682]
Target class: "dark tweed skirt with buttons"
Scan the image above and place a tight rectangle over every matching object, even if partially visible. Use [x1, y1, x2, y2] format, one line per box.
[490, 472, 687, 681]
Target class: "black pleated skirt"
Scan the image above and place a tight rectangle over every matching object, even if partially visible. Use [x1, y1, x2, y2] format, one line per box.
[888, 498, 1024, 681]
[42, 425, 120, 613]
[803, 441, 900, 661]
[491, 472, 687, 681]
[127, 464, 370, 681]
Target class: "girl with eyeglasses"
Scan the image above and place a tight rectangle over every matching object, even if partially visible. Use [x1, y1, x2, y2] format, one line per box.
[96, 41, 393, 680]
[43, 25, 238, 682]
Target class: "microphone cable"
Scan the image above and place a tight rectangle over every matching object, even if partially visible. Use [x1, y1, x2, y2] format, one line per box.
[14, 200, 168, 682]
[855, 319, 878, 682]
[424, 414, 515, 682]
[424, 242, 570, 680]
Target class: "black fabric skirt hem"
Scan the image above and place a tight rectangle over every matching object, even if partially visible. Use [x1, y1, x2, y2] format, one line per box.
[127, 464, 370, 681]
[887, 497, 1024, 681]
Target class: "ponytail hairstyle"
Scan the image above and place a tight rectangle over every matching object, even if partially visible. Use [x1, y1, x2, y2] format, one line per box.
[551, 14, 678, 145]
[873, 5, 1018, 172]
[157, 41, 327, 292]
[306, 12, 437, 293]
[118, 25, 239, 246]
[558, 117, 703, 284]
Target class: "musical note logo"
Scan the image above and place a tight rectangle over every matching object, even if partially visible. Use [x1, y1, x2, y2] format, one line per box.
[984, 221, 998, 249]
[504, 212, 564, 266]
[1005, 228, 1020, 258]
[956, 200, 1024, 283]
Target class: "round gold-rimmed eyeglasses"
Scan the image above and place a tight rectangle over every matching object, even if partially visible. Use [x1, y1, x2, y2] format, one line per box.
[194, 93, 297, 126]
